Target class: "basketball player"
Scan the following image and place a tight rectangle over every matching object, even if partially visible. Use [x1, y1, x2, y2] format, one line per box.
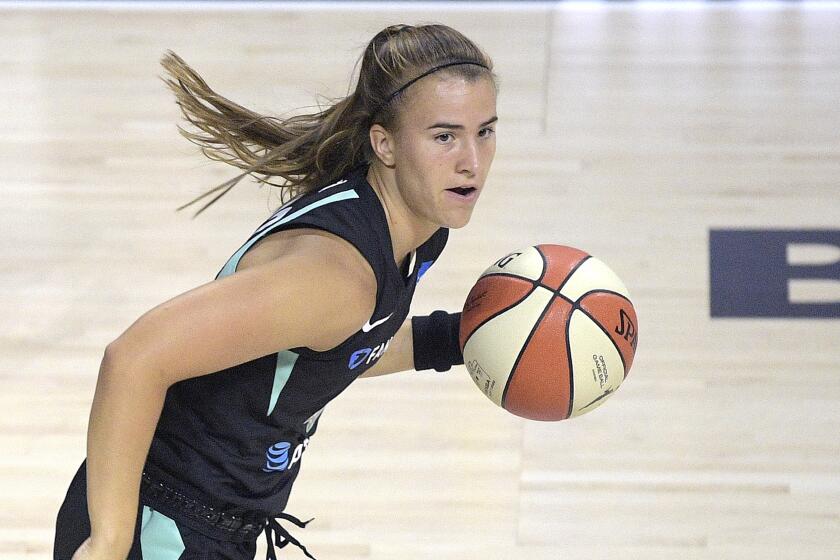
[54, 24, 497, 560]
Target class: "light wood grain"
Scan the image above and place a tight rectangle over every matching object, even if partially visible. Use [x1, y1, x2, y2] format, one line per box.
[1, 3, 839, 559]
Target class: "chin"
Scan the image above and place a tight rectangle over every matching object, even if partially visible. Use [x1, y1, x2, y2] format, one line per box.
[444, 212, 473, 229]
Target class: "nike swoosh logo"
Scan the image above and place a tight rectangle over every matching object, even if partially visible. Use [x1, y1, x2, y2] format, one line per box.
[362, 313, 393, 333]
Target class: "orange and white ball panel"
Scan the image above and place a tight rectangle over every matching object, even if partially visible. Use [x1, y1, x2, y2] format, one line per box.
[478, 246, 546, 282]
[568, 309, 626, 418]
[558, 256, 631, 303]
[463, 285, 555, 406]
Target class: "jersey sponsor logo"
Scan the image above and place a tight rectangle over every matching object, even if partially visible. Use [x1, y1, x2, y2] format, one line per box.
[262, 442, 291, 472]
[362, 313, 393, 332]
[348, 335, 394, 370]
[262, 438, 310, 473]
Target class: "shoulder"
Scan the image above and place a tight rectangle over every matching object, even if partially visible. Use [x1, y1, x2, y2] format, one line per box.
[239, 227, 378, 351]
[289, 229, 378, 297]
[107, 226, 379, 384]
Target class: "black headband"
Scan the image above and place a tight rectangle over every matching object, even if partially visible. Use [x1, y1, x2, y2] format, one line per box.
[370, 60, 489, 121]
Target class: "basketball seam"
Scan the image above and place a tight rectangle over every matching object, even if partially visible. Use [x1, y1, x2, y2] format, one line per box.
[576, 289, 635, 375]
[573, 305, 629, 378]
[564, 302, 575, 420]
[481, 271, 539, 283]
[577, 288, 633, 305]
[554, 290, 576, 305]
[462, 281, 539, 349]
[500, 292, 557, 410]
[556, 255, 592, 294]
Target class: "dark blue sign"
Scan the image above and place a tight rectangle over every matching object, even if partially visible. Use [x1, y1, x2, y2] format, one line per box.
[710, 229, 840, 318]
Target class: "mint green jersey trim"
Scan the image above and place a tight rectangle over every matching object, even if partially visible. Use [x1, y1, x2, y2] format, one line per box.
[303, 406, 325, 434]
[269, 350, 300, 416]
[217, 189, 360, 279]
[140, 506, 185, 560]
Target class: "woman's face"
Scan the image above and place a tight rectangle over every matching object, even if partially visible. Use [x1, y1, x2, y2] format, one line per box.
[389, 73, 497, 229]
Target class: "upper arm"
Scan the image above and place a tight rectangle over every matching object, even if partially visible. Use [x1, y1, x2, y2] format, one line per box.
[105, 231, 377, 386]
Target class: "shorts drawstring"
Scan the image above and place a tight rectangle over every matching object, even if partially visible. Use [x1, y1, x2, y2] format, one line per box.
[263, 513, 316, 560]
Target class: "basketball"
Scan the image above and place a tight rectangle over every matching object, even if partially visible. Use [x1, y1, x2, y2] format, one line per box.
[459, 245, 638, 421]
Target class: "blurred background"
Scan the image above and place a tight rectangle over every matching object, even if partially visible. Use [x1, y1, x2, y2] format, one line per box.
[1, 1, 838, 559]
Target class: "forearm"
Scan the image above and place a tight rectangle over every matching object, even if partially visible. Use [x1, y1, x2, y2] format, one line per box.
[85, 347, 168, 554]
[357, 319, 414, 378]
[358, 309, 464, 378]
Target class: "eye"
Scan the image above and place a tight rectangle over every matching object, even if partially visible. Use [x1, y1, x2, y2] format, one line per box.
[435, 132, 454, 144]
[479, 127, 495, 138]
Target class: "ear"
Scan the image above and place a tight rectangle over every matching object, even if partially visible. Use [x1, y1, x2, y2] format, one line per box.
[369, 124, 396, 168]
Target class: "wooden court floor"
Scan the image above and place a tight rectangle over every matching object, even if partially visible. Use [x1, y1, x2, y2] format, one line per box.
[1, 2, 838, 559]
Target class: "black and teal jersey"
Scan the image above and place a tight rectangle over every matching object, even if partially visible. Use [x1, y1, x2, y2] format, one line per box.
[144, 165, 448, 517]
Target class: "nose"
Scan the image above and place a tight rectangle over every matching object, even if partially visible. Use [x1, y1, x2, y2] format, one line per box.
[458, 138, 480, 177]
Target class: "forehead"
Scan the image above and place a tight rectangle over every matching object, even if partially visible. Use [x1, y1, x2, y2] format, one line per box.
[398, 74, 496, 125]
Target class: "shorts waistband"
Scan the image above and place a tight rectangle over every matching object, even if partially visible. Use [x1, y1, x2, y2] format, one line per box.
[139, 468, 317, 558]
[140, 470, 267, 543]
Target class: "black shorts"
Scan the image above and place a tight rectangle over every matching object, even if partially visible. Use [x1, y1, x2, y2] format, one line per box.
[54, 460, 259, 560]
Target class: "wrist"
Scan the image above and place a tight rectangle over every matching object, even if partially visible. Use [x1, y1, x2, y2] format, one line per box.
[89, 526, 134, 556]
[86, 532, 134, 558]
[411, 311, 463, 372]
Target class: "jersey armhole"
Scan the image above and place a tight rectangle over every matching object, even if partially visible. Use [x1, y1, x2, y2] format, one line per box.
[259, 222, 383, 358]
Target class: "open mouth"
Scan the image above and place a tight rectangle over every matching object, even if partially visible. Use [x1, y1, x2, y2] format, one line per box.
[447, 187, 476, 196]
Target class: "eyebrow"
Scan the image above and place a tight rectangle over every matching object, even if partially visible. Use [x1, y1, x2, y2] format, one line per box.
[427, 116, 498, 130]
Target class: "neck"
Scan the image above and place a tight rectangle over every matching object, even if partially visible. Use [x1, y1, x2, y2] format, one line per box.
[366, 162, 439, 268]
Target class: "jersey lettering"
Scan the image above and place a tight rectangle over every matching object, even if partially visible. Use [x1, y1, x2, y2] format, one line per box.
[348, 335, 394, 370]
